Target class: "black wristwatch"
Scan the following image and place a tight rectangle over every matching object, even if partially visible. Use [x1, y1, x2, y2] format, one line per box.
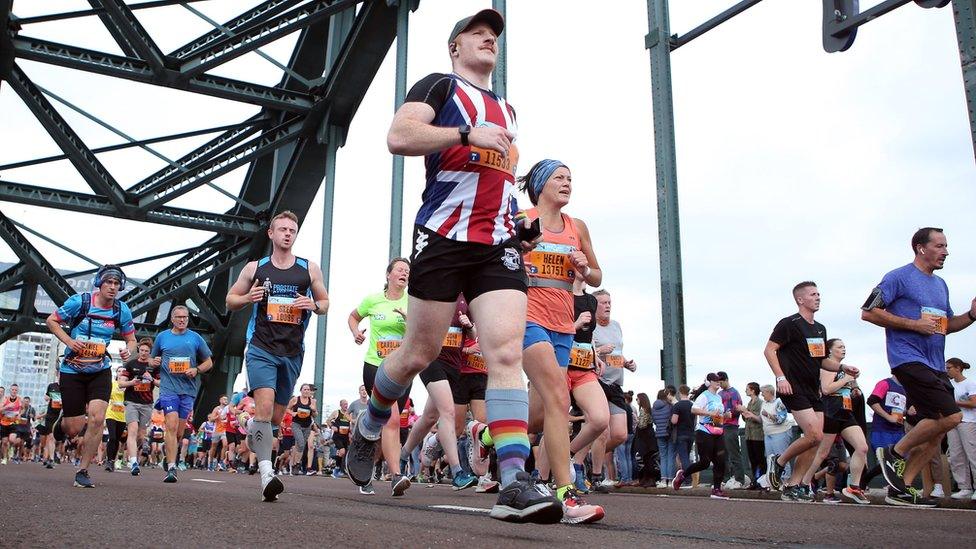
[458, 124, 471, 146]
[313, 301, 321, 313]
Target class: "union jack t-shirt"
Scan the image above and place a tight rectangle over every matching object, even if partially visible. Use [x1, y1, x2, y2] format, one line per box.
[405, 73, 519, 245]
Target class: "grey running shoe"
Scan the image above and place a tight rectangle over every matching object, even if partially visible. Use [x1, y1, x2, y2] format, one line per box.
[391, 473, 411, 497]
[359, 482, 375, 495]
[489, 472, 563, 524]
[73, 469, 94, 488]
[344, 413, 380, 487]
[780, 485, 799, 502]
[163, 468, 178, 483]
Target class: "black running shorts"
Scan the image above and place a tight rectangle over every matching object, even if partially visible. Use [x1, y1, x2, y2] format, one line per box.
[60, 368, 112, 418]
[779, 392, 824, 414]
[893, 362, 961, 420]
[452, 373, 487, 405]
[362, 363, 411, 410]
[408, 225, 527, 303]
[419, 359, 460, 387]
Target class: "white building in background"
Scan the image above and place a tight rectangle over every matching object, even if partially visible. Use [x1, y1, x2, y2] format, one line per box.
[0, 333, 62, 412]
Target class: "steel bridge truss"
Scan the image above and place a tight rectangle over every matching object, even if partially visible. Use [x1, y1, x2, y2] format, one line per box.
[0, 0, 408, 418]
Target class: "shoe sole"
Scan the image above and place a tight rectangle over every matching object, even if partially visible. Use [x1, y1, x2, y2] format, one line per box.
[392, 477, 411, 497]
[710, 495, 730, 500]
[884, 495, 929, 508]
[263, 476, 284, 502]
[766, 455, 782, 491]
[453, 479, 477, 491]
[489, 501, 563, 524]
[876, 447, 907, 492]
[560, 506, 605, 525]
[164, 477, 178, 483]
[842, 489, 871, 505]
[73, 482, 94, 488]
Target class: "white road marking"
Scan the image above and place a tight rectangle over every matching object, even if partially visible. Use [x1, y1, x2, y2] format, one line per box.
[430, 505, 490, 513]
[190, 478, 225, 484]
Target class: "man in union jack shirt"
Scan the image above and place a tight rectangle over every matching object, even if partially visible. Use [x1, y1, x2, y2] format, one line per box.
[344, 9, 561, 524]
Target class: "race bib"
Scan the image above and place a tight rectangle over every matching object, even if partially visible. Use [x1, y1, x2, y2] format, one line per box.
[267, 296, 301, 324]
[50, 392, 62, 409]
[921, 307, 948, 335]
[296, 407, 310, 419]
[884, 391, 906, 410]
[842, 395, 852, 411]
[525, 243, 575, 283]
[569, 342, 594, 369]
[75, 335, 107, 362]
[134, 380, 152, 392]
[377, 337, 402, 359]
[806, 338, 826, 358]
[466, 352, 487, 373]
[442, 327, 463, 349]
[168, 356, 191, 374]
[468, 143, 519, 176]
[110, 402, 125, 415]
[606, 352, 625, 368]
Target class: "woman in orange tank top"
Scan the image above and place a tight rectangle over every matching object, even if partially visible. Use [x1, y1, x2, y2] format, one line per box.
[517, 159, 605, 523]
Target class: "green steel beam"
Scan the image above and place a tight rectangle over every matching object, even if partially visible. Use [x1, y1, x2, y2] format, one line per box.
[492, 0, 506, 97]
[646, 0, 686, 387]
[954, 0, 976, 161]
[313, 8, 356, 423]
[389, 0, 409, 260]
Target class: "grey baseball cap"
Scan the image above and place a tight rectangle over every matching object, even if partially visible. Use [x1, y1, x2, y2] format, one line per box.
[447, 8, 504, 44]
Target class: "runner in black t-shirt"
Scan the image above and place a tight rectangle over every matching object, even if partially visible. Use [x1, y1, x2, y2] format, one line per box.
[118, 338, 160, 476]
[670, 385, 696, 475]
[762, 281, 858, 502]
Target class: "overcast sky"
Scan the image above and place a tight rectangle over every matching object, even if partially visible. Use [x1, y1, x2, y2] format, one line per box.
[1, 1, 974, 414]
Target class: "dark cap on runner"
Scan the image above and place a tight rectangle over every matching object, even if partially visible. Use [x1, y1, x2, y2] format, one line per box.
[706, 373, 721, 382]
[716, 371, 729, 381]
[448, 8, 504, 44]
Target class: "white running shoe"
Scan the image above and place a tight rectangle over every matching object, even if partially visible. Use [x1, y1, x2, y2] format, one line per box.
[931, 484, 945, 498]
[951, 489, 974, 500]
[476, 474, 500, 493]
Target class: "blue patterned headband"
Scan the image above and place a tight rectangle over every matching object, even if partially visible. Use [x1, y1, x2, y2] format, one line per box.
[529, 159, 567, 199]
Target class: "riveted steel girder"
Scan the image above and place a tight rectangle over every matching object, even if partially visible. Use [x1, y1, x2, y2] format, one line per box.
[0, 180, 259, 236]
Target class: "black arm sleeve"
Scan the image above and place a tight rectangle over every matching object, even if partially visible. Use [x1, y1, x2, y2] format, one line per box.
[866, 395, 882, 407]
[404, 73, 454, 114]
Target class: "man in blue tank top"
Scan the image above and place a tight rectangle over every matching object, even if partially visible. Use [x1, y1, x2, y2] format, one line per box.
[863, 227, 976, 507]
[225, 210, 330, 502]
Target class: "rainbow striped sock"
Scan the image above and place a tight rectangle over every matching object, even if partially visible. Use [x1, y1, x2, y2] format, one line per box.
[486, 388, 530, 487]
[360, 364, 408, 438]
